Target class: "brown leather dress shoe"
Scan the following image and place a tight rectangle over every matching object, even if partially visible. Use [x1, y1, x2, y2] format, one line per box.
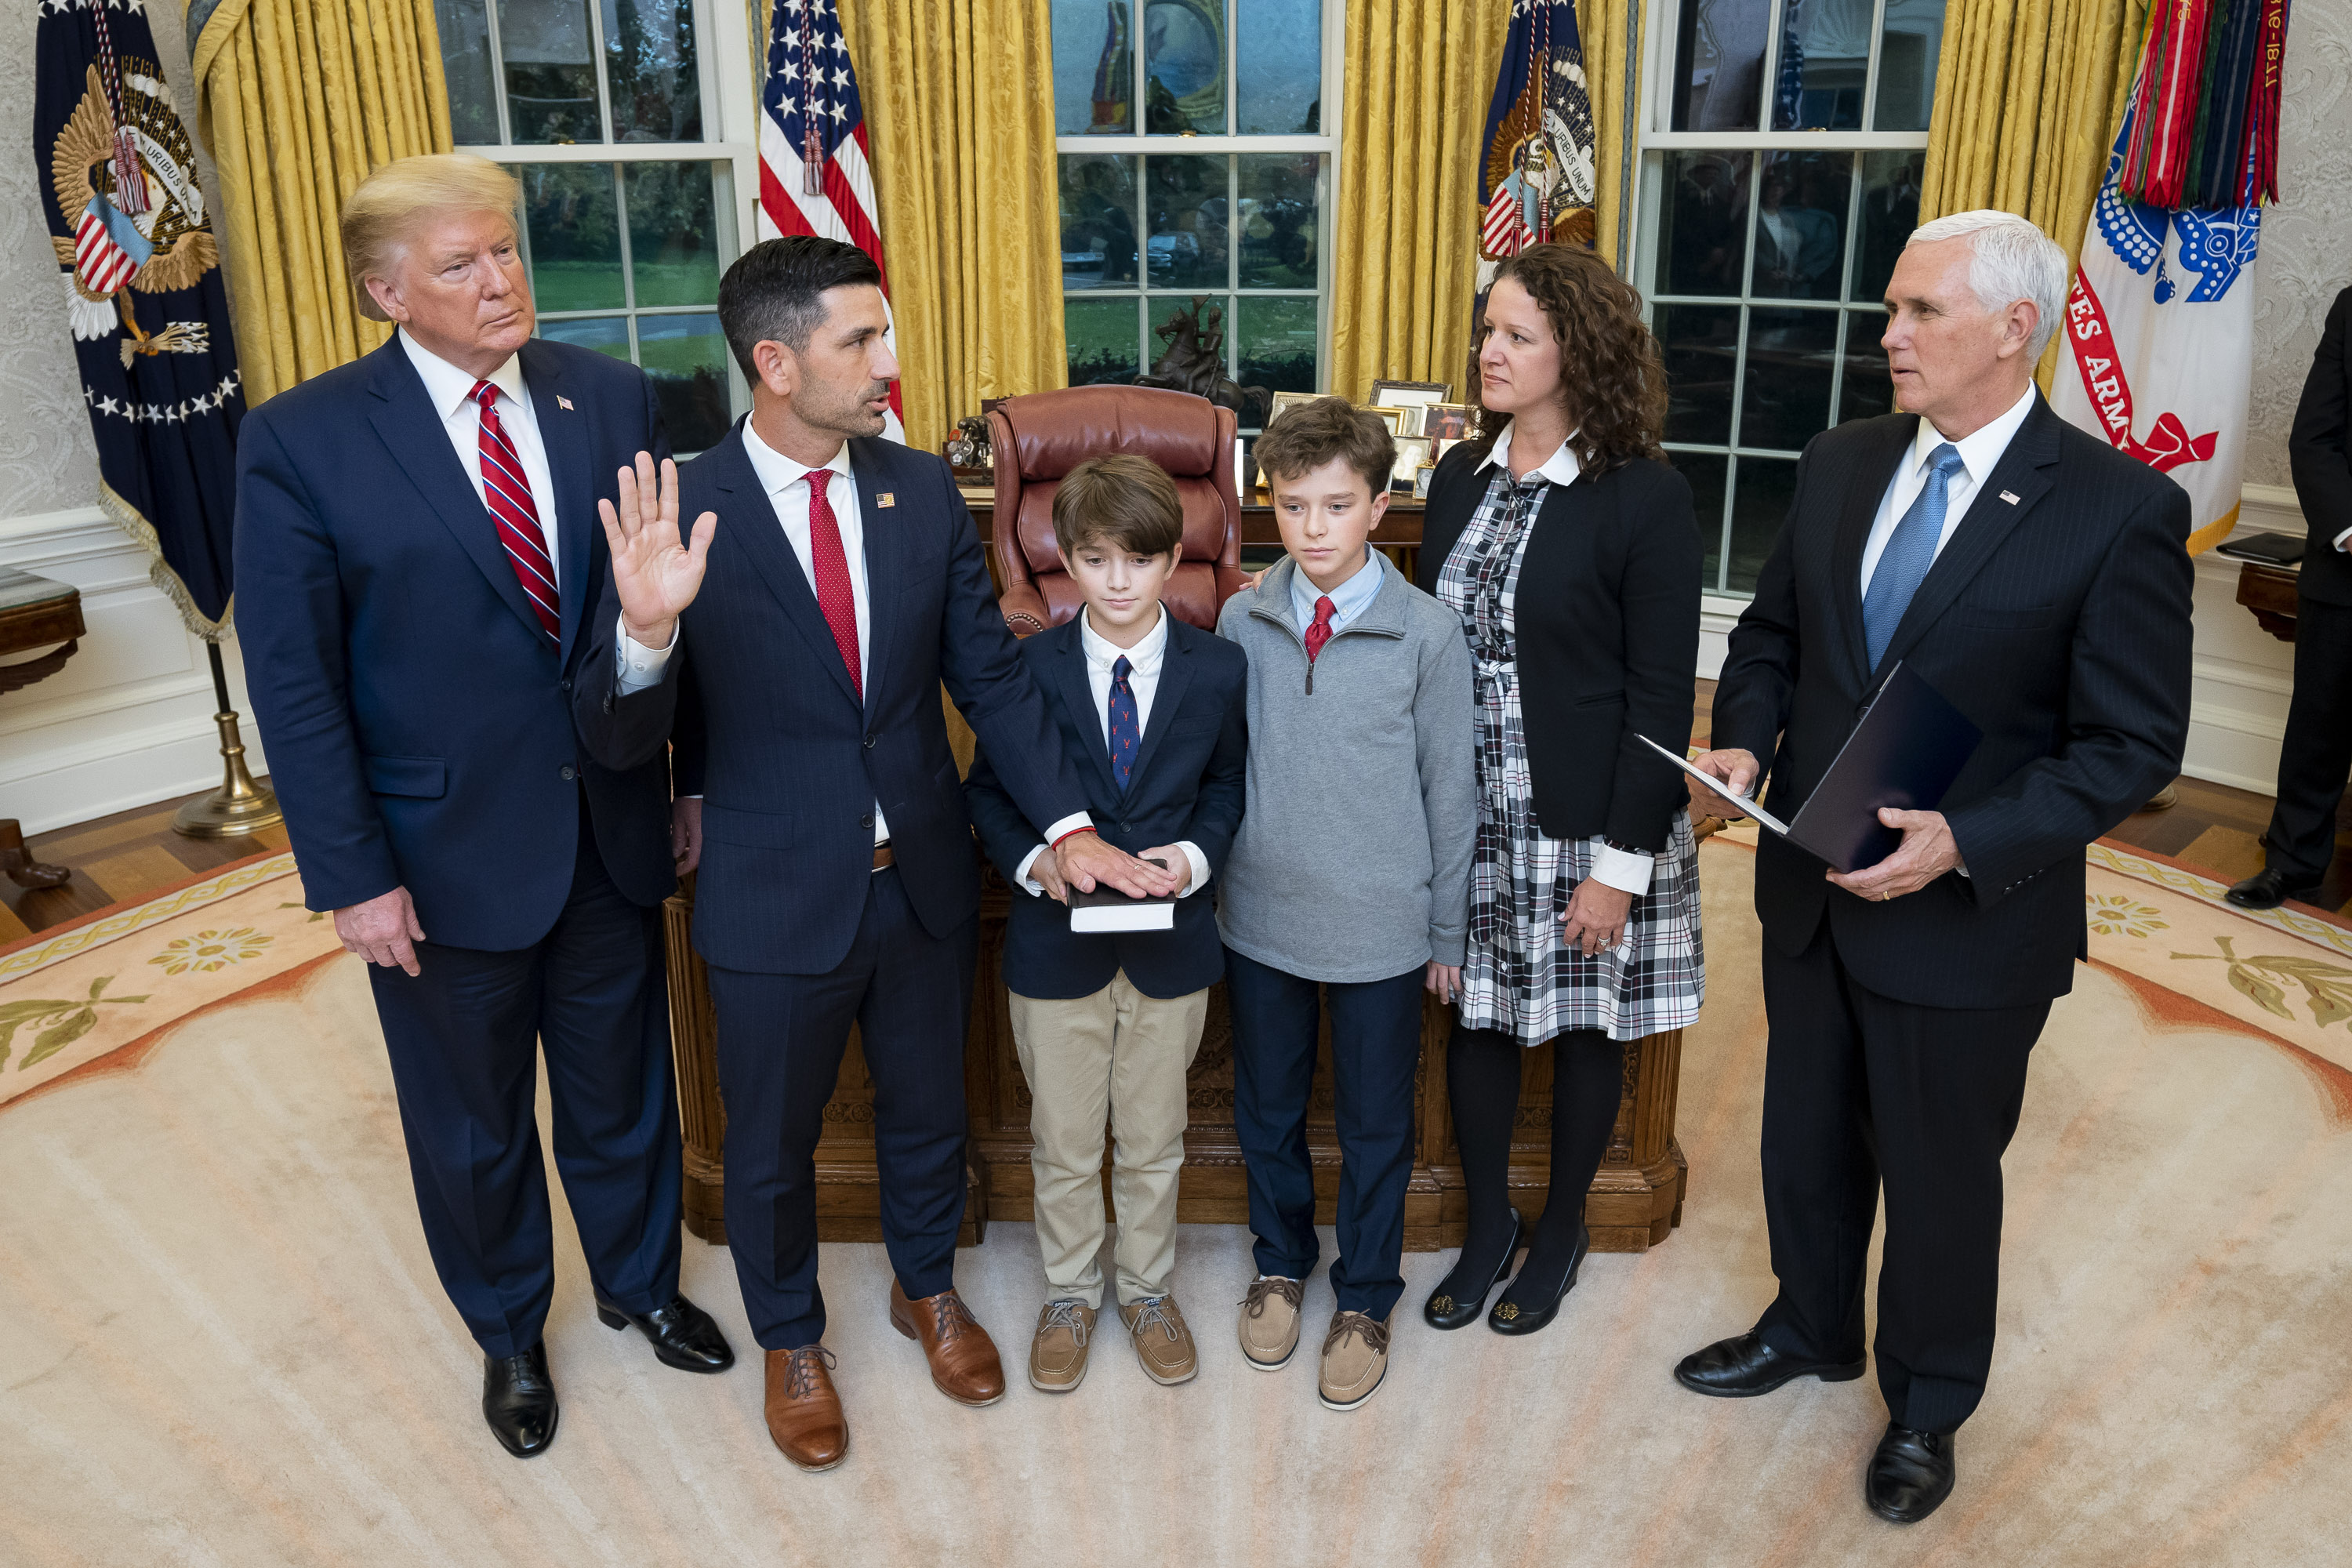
[763, 1345, 848, 1473]
[888, 1278, 1007, 1407]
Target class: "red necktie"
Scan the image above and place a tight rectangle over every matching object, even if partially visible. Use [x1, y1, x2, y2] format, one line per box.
[806, 468, 861, 693]
[472, 379, 559, 639]
[1304, 594, 1336, 662]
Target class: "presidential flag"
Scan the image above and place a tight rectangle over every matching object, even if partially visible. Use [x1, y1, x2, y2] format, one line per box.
[1474, 0, 1599, 305]
[759, 0, 905, 443]
[34, 0, 244, 636]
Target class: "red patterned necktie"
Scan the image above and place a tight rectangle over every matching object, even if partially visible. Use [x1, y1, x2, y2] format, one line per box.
[471, 379, 559, 639]
[805, 468, 861, 693]
[1304, 594, 1336, 662]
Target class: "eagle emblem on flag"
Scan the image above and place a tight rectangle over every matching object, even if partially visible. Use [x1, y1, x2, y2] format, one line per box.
[1473, 0, 1599, 305]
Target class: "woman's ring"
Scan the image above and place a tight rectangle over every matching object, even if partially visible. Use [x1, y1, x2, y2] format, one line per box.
[1880, 890, 1891, 902]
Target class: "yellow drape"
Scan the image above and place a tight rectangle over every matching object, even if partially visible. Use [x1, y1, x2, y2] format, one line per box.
[189, 0, 452, 405]
[1330, 0, 1636, 402]
[1918, 0, 2150, 386]
[753, 0, 1067, 457]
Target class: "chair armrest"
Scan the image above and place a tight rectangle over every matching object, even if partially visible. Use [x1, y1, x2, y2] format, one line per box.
[999, 579, 1051, 638]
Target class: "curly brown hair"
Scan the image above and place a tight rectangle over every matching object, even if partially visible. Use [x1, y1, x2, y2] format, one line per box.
[1467, 244, 1668, 474]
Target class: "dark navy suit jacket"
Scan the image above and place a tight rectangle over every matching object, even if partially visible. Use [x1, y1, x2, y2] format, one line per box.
[964, 614, 1247, 1000]
[576, 422, 1089, 976]
[234, 335, 678, 951]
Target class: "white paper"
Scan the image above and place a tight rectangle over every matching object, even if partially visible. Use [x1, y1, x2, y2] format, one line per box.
[1635, 734, 1791, 836]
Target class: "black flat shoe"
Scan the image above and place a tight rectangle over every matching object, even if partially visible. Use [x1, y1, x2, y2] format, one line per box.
[1673, 1330, 1866, 1397]
[2225, 867, 2325, 911]
[1865, 1421, 1955, 1523]
[1488, 1221, 1588, 1336]
[483, 1342, 557, 1457]
[1424, 1208, 1523, 1330]
[595, 1290, 735, 1372]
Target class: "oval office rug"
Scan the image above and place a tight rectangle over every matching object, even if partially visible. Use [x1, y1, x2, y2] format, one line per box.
[1, 833, 2347, 1566]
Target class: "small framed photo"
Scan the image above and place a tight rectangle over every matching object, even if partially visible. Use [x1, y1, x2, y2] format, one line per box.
[1419, 403, 1478, 441]
[1370, 379, 1450, 418]
[1432, 435, 1469, 465]
[1390, 434, 1431, 490]
[1266, 390, 1323, 427]
[1413, 463, 1436, 500]
[1364, 406, 1411, 437]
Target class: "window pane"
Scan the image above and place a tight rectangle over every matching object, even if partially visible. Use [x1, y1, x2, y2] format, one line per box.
[637, 313, 731, 452]
[1770, 0, 1867, 131]
[602, 0, 701, 143]
[499, 0, 605, 144]
[1054, 0, 1134, 134]
[1749, 151, 1850, 301]
[436, 0, 502, 145]
[1145, 0, 1225, 135]
[1236, 296, 1317, 394]
[1066, 297, 1142, 384]
[1236, 154, 1321, 289]
[1145, 154, 1229, 291]
[1671, 450, 1730, 594]
[1656, 151, 1750, 298]
[517, 163, 623, 311]
[1840, 308, 1893, 423]
[1150, 294, 1233, 382]
[1873, 0, 1944, 132]
[1853, 150, 1922, 304]
[1669, 0, 1770, 131]
[1059, 154, 1141, 289]
[1656, 303, 1740, 445]
[1727, 455, 1797, 594]
[624, 162, 719, 307]
[539, 314, 632, 359]
[1237, 0, 1321, 133]
[1738, 307, 1838, 450]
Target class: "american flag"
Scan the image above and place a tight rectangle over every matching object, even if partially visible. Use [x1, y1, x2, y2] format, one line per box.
[74, 194, 151, 297]
[760, 0, 904, 442]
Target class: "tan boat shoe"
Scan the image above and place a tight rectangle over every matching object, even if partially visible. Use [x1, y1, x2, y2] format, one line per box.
[1028, 1298, 1096, 1392]
[1119, 1295, 1198, 1385]
[1318, 1310, 1391, 1411]
[1237, 1276, 1303, 1370]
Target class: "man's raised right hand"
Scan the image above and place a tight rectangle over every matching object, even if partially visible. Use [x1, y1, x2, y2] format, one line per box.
[602, 451, 716, 650]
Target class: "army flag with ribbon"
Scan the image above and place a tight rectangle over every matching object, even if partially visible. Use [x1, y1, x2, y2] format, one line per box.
[34, 0, 244, 636]
[1474, 0, 1599, 309]
[2052, 0, 2291, 555]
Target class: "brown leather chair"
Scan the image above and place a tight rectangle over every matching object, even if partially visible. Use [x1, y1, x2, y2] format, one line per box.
[989, 385, 1245, 636]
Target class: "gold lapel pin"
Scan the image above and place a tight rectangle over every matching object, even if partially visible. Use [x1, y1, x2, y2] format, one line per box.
[877, 492, 895, 508]
[557, 395, 575, 411]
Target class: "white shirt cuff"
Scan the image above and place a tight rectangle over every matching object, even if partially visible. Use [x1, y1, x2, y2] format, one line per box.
[1174, 841, 1210, 897]
[1042, 812, 1094, 845]
[1014, 844, 1051, 895]
[2334, 524, 2350, 553]
[615, 614, 677, 695]
[1590, 842, 1656, 896]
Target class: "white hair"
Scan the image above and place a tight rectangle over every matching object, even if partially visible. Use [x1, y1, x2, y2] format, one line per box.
[1904, 209, 2071, 359]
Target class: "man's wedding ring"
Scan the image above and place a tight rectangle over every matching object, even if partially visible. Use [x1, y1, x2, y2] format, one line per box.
[1880, 890, 1891, 902]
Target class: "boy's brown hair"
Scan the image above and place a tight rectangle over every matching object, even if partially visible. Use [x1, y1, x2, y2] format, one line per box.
[1051, 453, 1185, 558]
[1251, 397, 1396, 497]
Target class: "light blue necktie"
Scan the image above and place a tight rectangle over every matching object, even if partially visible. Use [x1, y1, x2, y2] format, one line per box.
[1862, 443, 1967, 671]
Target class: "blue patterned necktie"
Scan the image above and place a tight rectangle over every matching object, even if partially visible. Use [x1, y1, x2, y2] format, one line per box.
[1108, 655, 1139, 792]
[1862, 442, 1968, 671]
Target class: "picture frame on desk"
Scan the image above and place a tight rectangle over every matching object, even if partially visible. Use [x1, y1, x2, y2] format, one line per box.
[1370, 379, 1450, 421]
[1419, 403, 1477, 441]
[1364, 406, 1411, 437]
[1413, 463, 1436, 500]
[1390, 435, 1431, 490]
[1266, 390, 1323, 426]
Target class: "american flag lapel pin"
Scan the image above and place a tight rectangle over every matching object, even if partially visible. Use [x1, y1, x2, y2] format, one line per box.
[1998, 489, 2020, 505]
[557, 395, 574, 411]
[877, 492, 895, 508]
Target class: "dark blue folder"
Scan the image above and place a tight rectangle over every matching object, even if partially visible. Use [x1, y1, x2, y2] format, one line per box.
[1782, 661, 1983, 873]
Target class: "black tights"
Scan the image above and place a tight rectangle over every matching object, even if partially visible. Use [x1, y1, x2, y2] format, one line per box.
[1443, 1022, 1624, 1303]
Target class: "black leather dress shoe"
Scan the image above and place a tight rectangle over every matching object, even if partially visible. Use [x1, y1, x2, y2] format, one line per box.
[2225, 867, 2325, 911]
[483, 1342, 557, 1457]
[1865, 1421, 1955, 1523]
[1673, 1330, 1866, 1396]
[595, 1290, 735, 1372]
[1488, 1221, 1588, 1336]
[1424, 1208, 1522, 1330]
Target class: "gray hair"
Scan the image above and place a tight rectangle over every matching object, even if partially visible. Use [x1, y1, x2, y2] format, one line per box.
[1904, 209, 2071, 359]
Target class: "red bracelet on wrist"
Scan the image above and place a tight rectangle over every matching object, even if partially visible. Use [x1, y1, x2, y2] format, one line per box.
[1051, 826, 1098, 849]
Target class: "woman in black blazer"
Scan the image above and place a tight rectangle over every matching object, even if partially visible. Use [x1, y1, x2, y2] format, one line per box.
[1416, 244, 1704, 1334]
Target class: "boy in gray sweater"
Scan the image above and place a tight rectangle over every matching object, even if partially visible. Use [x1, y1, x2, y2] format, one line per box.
[1215, 397, 1475, 1411]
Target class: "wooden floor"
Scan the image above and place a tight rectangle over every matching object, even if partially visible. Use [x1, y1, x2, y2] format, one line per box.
[5, 682, 2347, 945]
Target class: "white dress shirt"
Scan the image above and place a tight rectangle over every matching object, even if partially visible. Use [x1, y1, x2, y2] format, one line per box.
[401, 330, 561, 589]
[1010, 604, 1210, 898]
[1858, 383, 2039, 595]
[1475, 422, 1653, 897]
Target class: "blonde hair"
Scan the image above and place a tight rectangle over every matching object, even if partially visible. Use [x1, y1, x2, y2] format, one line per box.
[340, 154, 521, 321]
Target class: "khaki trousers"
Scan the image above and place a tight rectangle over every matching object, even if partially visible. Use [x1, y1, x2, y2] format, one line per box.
[1007, 972, 1208, 1308]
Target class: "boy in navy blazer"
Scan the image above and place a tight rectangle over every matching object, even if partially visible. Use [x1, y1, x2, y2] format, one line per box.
[965, 455, 1247, 1393]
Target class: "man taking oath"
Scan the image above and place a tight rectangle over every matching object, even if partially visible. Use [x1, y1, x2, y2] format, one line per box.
[577, 235, 1174, 1473]
[1677, 211, 2193, 1523]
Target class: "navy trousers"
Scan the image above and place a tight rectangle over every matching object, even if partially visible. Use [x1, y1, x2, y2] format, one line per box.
[1224, 948, 1424, 1319]
[1754, 923, 2048, 1434]
[2263, 594, 2352, 884]
[705, 866, 977, 1351]
[368, 809, 681, 1359]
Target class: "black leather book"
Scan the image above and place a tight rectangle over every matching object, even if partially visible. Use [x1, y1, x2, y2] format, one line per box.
[2215, 531, 2306, 565]
[1069, 857, 1176, 932]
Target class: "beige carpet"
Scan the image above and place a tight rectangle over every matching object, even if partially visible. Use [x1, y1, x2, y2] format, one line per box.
[3, 836, 2349, 1567]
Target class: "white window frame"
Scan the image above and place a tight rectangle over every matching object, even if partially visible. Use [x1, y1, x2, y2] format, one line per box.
[449, 0, 764, 427]
[1051, 1, 1346, 403]
[1624, 0, 1933, 604]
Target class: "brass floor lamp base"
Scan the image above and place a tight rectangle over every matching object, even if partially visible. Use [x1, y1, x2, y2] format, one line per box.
[172, 643, 282, 839]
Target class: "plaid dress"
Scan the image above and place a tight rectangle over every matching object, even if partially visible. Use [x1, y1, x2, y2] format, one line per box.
[1436, 466, 1705, 1044]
